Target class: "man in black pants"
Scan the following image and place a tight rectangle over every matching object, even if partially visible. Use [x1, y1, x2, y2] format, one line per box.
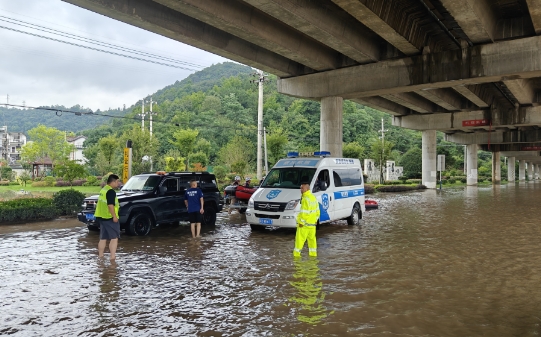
[184, 179, 204, 238]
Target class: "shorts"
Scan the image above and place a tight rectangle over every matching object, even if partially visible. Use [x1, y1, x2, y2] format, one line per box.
[188, 211, 202, 224]
[99, 218, 120, 240]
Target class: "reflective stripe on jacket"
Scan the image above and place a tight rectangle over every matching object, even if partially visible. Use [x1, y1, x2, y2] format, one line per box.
[296, 190, 320, 226]
[94, 185, 119, 219]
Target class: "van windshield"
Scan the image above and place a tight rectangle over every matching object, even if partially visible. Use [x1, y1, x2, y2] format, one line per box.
[261, 168, 316, 189]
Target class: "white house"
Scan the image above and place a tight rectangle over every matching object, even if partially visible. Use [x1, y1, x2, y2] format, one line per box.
[67, 135, 87, 164]
[0, 126, 27, 164]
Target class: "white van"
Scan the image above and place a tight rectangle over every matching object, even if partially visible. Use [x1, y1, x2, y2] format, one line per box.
[246, 152, 365, 230]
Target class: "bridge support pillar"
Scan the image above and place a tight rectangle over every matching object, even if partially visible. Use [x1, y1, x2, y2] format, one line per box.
[508, 157, 515, 182]
[528, 162, 534, 180]
[492, 152, 501, 184]
[466, 145, 478, 186]
[519, 160, 526, 181]
[320, 97, 343, 157]
[422, 130, 437, 189]
[536, 164, 540, 180]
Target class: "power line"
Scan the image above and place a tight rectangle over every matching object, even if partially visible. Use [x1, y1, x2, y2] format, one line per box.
[0, 16, 206, 69]
[1, 103, 259, 132]
[0, 7, 206, 66]
[0, 24, 199, 71]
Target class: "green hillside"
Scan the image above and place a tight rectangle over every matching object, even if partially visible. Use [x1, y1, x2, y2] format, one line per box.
[13, 61, 474, 179]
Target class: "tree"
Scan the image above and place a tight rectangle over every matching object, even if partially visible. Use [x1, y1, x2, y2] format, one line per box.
[119, 126, 159, 175]
[20, 125, 74, 166]
[0, 159, 12, 181]
[369, 138, 394, 183]
[17, 171, 31, 187]
[343, 142, 365, 160]
[266, 128, 288, 167]
[188, 151, 208, 170]
[54, 160, 87, 186]
[171, 128, 199, 170]
[218, 135, 255, 169]
[400, 147, 422, 179]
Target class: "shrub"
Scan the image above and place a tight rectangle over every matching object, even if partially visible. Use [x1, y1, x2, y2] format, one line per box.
[83, 176, 100, 186]
[449, 178, 456, 184]
[477, 177, 484, 183]
[460, 177, 467, 183]
[0, 198, 58, 223]
[406, 179, 422, 184]
[53, 189, 86, 216]
[441, 179, 449, 185]
[9, 181, 19, 186]
[0, 180, 9, 186]
[55, 179, 86, 187]
[31, 181, 47, 187]
[376, 184, 427, 192]
[364, 184, 375, 194]
[384, 180, 403, 185]
[44, 176, 56, 187]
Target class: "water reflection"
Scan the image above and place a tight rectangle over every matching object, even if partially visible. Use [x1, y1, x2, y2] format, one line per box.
[289, 257, 333, 325]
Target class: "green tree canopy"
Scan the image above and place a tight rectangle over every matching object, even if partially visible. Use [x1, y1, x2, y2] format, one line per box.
[21, 125, 74, 166]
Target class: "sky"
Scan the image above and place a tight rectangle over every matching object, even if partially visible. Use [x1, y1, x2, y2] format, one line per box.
[0, 0, 228, 111]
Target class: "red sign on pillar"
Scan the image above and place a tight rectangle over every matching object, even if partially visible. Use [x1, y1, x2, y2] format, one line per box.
[462, 119, 490, 127]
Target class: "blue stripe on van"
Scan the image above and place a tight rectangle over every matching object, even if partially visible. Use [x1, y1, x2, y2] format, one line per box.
[333, 189, 365, 199]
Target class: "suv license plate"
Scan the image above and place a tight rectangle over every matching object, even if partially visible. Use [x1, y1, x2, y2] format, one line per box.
[86, 213, 96, 221]
[259, 218, 273, 225]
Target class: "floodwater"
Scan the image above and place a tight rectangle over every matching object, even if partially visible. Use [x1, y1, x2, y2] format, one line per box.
[2, 183, 541, 336]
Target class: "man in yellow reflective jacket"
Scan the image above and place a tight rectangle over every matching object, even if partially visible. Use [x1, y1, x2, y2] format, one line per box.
[294, 182, 320, 257]
[95, 174, 121, 260]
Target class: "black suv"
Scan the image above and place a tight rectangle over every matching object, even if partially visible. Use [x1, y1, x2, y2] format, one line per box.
[77, 172, 223, 236]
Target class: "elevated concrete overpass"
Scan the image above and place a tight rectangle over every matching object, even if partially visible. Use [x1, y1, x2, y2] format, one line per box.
[63, 0, 541, 187]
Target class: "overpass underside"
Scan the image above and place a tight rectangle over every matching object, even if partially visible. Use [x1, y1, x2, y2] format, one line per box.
[63, 0, 541, 187]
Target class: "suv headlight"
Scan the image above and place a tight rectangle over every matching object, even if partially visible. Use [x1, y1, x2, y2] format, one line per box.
[248, 198, 254, 208]
[285, 199, 300, 210]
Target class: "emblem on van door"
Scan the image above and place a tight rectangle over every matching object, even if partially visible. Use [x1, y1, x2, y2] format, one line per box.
[321, 193, 329, 210]
[266, 190, 281, 200]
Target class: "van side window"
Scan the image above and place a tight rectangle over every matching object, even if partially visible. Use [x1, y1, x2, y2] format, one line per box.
[333, 171, 343, 187]
[334, 168, 363, 187]
[314, 169, 330, 192]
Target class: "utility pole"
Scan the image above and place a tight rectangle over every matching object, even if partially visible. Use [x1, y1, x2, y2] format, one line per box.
[263, 127, 269, 176]
[378, 118, 388, 184]
[139, 99, 146, 131]
[251, 70, 267, 181]
[149, 97, 157, 171]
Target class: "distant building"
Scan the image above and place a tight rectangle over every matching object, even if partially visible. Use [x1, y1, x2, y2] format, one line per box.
[0, 126, 27, 164]
[67, 135, 87, 164]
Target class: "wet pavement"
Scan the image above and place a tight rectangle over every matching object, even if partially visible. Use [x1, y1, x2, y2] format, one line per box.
[2, 183, 541, 336]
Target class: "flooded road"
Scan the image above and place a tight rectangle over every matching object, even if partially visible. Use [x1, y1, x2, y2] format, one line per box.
[2, 183, 541, 336]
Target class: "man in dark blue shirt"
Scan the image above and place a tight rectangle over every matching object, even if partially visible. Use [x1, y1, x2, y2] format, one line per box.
[184, 179, 204, 238]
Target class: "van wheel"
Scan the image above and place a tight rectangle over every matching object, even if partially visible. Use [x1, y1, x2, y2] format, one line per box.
[347, 203, 361, 226]
[127, 212, 153, 236]
[202, 206, 217, 226]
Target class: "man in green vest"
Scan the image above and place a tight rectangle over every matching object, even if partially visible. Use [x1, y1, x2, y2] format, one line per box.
[294, 182, 320, 257]
[95, 174, 121, 260]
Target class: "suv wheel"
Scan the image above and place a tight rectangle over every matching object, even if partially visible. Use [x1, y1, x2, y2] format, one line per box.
[87, 224, 99, 232]
[239, 208, 247, 214]
[202, 206, 217, 226]
[128, 212, 153, 236]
